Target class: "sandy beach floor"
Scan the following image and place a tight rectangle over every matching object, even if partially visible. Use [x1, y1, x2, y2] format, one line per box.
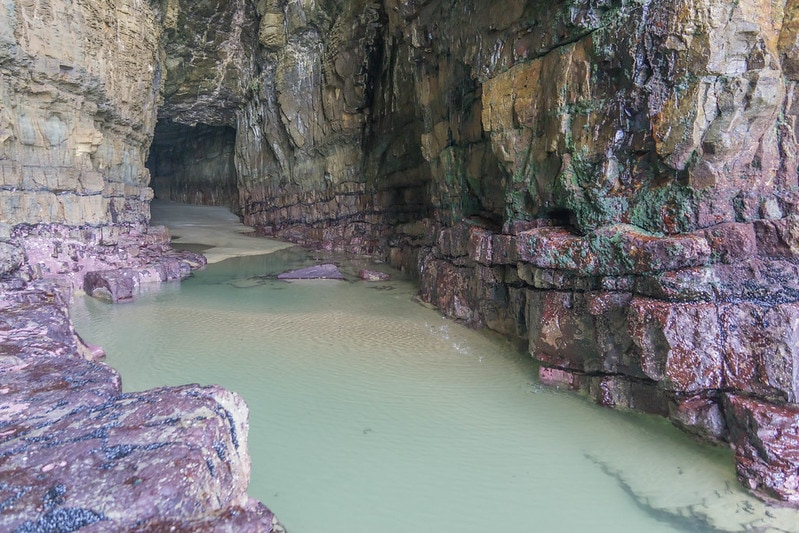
[150, 200, 293, 263]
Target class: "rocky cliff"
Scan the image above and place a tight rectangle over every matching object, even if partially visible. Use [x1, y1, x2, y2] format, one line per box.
[0, 0, 274, 529]
[219, 0, 799, 505]
[3, 0, 799, 517]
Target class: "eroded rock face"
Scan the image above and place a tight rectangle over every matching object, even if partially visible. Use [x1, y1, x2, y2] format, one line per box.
[5, 0, 799, 513]
[725, 395, 799, 504]
[0, 0, 163, 228]
[0, 283, 277, 531]
[235, 0, 393, 254]
[379, 0, 799, 507]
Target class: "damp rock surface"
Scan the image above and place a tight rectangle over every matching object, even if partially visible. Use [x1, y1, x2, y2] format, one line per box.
[278, 263, 345, 280]
[358, 268, 391, 281]
[2, 0, 799, 512]
[0, 280, 278, 531]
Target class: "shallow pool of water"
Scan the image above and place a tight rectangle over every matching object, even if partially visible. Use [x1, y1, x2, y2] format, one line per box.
[72, 248, 798, 532]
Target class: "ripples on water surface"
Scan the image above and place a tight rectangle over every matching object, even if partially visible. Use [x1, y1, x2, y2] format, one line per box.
[72, 248, 799, 533]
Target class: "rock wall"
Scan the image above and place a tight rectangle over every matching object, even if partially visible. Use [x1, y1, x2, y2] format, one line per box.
[0, 0, 163, 228]
[224, 0, 799, 505]
[385, 0, 799, 506]
[234, 0, 395, 254]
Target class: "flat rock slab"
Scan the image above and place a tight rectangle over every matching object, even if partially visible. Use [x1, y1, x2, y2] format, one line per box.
[277, 263, 344, 280]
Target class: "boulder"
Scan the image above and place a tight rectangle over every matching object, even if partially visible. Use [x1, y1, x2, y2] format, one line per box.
[83, 269, 138, 303]
[277, 263, 345, 280]
[0, 243, 23, 276]
[724, 395, 799, 505]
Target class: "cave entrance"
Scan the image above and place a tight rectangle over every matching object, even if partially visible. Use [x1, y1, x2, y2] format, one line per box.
[147, 120, 239, 211]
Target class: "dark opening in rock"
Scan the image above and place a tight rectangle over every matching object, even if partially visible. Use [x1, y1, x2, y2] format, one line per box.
[547, 208, 575, 228]
[147, 120, 239, 210]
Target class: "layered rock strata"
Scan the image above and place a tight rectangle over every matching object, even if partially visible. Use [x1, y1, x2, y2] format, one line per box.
[0, 0, 162, 228]
[223, 0, 799, 506]
[4, 0, 799, 513]
[0, 282, 278, 531]
[0, 0, 276, 528]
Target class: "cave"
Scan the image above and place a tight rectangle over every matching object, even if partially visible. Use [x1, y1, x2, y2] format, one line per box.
[146, 120, 239, 212]
[6, 0, 799, 530]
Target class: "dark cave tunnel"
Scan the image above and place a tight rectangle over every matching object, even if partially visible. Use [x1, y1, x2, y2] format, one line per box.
[146, 120, 240, 212]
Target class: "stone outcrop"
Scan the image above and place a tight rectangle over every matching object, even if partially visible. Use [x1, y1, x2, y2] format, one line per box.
[277, 263, 345, 280]
[0, 282, 279, 531]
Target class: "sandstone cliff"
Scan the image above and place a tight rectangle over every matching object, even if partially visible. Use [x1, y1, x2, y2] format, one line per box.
[3, 0, 799, 517]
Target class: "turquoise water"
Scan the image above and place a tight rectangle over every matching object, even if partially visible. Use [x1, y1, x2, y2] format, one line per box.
[71, 248, 798, 532]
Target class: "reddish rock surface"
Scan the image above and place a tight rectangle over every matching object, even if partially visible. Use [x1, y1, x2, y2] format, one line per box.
[725, 395, 799, 504]
[418, 218, 799, 505]
[0, 281, 278, 531]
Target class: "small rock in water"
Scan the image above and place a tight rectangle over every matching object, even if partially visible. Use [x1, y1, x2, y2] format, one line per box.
[277, 263, 344, 280]
[358, 269, 391, 281]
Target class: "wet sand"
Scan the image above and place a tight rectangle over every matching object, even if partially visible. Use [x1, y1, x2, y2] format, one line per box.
[150, 200, 293, 263]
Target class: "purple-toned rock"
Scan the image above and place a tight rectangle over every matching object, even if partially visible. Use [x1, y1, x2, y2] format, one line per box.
[138, 500, 281, 532]
[724, 394, 799, 504]
[82, 251, 205, 303]
[586, 375, 669, 416]
[516, 227, 594, 272]
[436, 223, 470, 258]
[15, 223, 205, 297]
[0, 276, 280, 531]
[637, 258, 799, 304]
[0, 384, 268, 531]
[83, 269, 138, 303]
[669, 394, 726, 443]
[720, 302, 799, 402]
[0, 285, 90, 359]
[277, 263, 345, 280]
[490, 233, 519, 264]
[628, 298, 724, 393]
[754, 216, 799, 258]
[516, 224, 712, 275]
[526, 290, 642, 376]
[467, 226, 493, 265]
[538, 366, 580, 389]
[358, 268, 391, 281]
[703, 222, 757, 263]
[419, 255, 480, 325]
[527, 291, 600, 371]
